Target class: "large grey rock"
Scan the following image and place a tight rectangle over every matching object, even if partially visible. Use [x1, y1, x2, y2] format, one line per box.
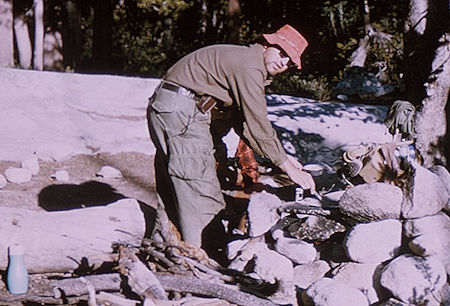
[380, 254, 447, 305]
[401, 163, 448, 219]
[403, 212, 450, 238]
[247, 192, 281, 237]
[339, 183, 403, 222]
[275, 237, 317, 264]
[408, 234, 446, 257]
[302, 277, 369, 306]
[408, 234, 450, 275]
[404, 212, 450, 275]
[254, 246, 294, 283]
[226, 238, 250, 261]
[331, 262, 387, 304]
[253, 246, 296, 305]
[293, 260, 330, 289]
[227, 240, 266, 272]
[429, 165, 450, 213]
[344, 219, 402, 263]
[436, 283, 450, 306]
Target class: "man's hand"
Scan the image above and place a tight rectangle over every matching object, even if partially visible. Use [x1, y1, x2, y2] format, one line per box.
[279, 157, 316, 193]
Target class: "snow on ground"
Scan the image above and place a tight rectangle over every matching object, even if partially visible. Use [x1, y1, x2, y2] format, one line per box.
[0, 68, 392, 165]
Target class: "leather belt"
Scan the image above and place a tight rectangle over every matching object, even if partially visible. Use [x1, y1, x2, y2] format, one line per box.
[159, 81, 198, 100]
[158, 81, 217, 113]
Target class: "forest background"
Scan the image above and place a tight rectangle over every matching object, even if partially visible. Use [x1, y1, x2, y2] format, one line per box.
[0, 0, 449, 167]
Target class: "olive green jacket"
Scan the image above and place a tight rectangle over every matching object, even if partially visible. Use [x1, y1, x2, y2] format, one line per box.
[165, 43, 287, 166]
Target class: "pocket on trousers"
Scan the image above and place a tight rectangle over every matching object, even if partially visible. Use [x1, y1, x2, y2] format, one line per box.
[151, 90, 175, 113]
[169, 153, 224, 202]
[168, 154, 213, 180]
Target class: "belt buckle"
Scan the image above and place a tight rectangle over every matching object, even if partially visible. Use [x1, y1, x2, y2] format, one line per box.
[197, 96, 217, 113]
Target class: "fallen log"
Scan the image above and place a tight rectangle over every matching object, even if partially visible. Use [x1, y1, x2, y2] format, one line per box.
[118, 246, 168, 302]
[0, 199, 146, 273]
[156, 274, 277, 306]
[0, 273, 122, 304]
[118, 246, 275, 306]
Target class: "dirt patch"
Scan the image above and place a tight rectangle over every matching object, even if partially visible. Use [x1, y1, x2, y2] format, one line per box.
[0, 152, 157, 211]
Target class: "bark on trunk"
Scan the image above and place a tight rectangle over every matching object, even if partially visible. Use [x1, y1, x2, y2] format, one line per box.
[0, 199, 146, 273]
[349, 0, 372, 67]
[62, 0, 82, 70]
[226, 0, 241, 43]
[414, 32, 450, 167]
[349, 34, 370, 67]
[404, 0, 449, 166]
[13, 0, 32, 68]
[92, 0, 113, 72]
[33, 0, 44, 70]
[0, 0, 14, 67]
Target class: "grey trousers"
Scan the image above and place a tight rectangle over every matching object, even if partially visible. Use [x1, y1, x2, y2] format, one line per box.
[147, 87, 226, 247]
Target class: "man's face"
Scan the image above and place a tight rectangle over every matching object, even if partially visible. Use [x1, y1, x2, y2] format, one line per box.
[263, 46, 293, 76]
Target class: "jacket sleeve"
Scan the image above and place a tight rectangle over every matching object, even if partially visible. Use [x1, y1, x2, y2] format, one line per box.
[229, 68, 288, 166]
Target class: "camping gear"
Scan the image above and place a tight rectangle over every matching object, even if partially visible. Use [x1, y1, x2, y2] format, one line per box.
[385, 100, 416, 139]
[340, 141, 415, 185]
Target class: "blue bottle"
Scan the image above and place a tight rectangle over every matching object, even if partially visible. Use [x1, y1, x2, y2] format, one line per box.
[7, 244, 28, 294]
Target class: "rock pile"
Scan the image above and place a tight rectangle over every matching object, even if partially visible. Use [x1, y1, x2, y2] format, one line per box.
[225, 163, 450, 305]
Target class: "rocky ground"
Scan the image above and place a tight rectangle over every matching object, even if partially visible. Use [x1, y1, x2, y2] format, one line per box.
[0, 152, 158, 211]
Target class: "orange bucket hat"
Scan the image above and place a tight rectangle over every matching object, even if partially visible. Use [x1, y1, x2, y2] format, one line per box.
[263, 24, 308, 69]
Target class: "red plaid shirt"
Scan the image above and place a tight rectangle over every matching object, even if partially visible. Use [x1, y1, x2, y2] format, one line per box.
[235, 139, 260, 184]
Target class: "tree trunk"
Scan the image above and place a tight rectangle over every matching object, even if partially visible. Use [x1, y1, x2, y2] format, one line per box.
[62, 0, 82, 70]
[414, 32, 450, 167]
[33, 0, 44, 70]
[0, 0, 14, 67]
[92, 0, 113, 72]
[349, 0, 371, 67]
[0, 199, 146, 273]
[226, 0, 241, 43]
[404, 0, 449, 167]
[43, 31, 64, 71]
[13, 0, 32, 68]
[349, 35, 370, 67]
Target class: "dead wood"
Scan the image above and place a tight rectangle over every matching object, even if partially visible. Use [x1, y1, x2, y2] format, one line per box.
[0, 273, 121, 304]
[278, 202, 332, 216]
[118, 246, 168, 301]
[95, 291, 138, 306]
[156, 274, 277, 306]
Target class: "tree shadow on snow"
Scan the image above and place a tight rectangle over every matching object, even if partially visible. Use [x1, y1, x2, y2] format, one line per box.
[266, 95, 389, 164]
